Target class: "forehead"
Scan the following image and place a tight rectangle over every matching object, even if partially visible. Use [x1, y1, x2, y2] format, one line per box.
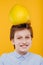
[14, 29, 31, 37]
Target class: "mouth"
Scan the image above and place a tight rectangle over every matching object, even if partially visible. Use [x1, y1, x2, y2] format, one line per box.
[20, 45, 28, 48]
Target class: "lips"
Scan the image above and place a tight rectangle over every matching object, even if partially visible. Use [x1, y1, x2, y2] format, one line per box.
[20, 45, 28, 48]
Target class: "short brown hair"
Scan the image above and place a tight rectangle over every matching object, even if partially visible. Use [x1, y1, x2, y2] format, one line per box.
[10, 23, 33, 41]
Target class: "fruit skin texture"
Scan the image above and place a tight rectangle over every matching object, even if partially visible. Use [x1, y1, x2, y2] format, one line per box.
[9, 5, 30, 25]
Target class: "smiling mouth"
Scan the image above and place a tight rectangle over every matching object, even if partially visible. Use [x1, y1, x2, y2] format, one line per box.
[20, 45, 28, 48]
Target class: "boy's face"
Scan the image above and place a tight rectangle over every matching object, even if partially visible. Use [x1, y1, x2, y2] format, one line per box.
[12, 29, 32, 53]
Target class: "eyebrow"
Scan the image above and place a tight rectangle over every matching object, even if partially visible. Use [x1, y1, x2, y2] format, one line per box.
[16, 34, 31, 37]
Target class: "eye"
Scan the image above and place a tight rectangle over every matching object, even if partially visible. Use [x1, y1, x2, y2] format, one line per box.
[25, 36, 30, 39]
[17, 37, 22, 39]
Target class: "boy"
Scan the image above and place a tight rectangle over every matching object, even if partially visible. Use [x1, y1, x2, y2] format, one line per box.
[0, 5, 43, 65]
[0, 22, 43, 65]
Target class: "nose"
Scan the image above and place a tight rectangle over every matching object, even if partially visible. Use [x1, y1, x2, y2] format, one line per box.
[22, 38, 26, 44]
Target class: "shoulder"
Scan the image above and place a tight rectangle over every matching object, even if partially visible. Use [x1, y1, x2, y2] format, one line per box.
[29, 52, 43, 62]
[30, 52, 42, 57]
[27, 52, 43, 65]
[0, 51, 15, 61]
[30, 52, 42, 59]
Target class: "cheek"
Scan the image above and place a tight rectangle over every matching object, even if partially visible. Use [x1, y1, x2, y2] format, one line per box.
[27, 39, 32, 44]
[15, 39, 22, 43]
[14, 39, 21, 45]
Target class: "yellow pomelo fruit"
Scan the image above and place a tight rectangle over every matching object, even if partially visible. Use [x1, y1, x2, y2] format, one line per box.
[9, 5, 30, 25]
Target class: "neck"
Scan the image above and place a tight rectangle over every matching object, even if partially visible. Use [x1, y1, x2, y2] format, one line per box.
[15, 50, 28, 55]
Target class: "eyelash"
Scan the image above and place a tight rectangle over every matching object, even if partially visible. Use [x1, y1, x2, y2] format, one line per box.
[17, 37, 22, 39]
[17, 37, 30, 39]
[26, 37, 29, 38]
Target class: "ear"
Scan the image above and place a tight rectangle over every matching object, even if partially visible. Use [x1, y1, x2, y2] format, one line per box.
[11, 39, 15, 45]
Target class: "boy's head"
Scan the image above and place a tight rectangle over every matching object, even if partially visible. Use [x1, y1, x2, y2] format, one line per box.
[10, 22, 33, 54]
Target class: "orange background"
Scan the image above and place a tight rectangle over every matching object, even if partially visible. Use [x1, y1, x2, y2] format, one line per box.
[0, 0, 43, 56]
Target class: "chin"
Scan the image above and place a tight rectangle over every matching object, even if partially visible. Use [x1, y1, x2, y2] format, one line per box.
[19, 49, 27, 52]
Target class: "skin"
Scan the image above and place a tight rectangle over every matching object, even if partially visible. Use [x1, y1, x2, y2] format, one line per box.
[12, 29, 32, 55]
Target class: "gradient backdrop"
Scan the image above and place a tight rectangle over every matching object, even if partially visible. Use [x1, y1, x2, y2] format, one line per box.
[0, 0, 43, 56]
